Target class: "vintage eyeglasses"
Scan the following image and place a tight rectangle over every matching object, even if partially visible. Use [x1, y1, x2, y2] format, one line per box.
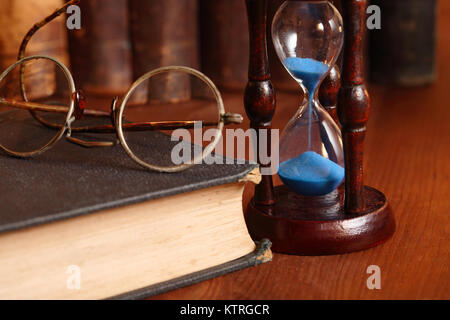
[0, 1, 243, 173]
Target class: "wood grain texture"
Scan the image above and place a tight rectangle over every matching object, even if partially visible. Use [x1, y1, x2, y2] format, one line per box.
[150, 0, 450, 299]
[338, 0, 370, 214]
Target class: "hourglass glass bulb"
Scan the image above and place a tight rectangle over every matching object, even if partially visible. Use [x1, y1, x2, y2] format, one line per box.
[272, 1, 344, 196]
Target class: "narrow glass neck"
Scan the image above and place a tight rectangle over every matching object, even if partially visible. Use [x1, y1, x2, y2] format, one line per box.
[297, 81, 319, 107]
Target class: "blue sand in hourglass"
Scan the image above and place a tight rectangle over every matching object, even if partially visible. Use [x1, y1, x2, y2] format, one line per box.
[278, 151, 345, 196]
[284, 57, 329, 94]
[285, 58, 329, 147]
[278, 57, 344, 196]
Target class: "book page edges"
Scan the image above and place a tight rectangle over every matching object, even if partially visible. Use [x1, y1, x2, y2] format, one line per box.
[109, 239, 272, 300]
[0, 183, 257, 299]
[239, 167, 261, 184]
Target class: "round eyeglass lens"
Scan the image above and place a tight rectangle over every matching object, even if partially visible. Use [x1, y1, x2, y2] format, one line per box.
[118, 66, 225, 172]
[0, 56, 74, 156]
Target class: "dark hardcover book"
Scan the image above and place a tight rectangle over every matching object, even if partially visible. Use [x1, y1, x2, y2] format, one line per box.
[0, 117, 271, 299]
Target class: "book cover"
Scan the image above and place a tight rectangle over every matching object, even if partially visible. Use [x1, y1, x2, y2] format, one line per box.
[0, 117, 270, 299]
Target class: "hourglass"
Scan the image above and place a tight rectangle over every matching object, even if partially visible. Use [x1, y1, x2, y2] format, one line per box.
[272, 1, 344, 197]
[243, 0, 395, 256]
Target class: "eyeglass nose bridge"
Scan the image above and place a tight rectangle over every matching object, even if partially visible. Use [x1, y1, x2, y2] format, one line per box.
[64, 96, 118, 149]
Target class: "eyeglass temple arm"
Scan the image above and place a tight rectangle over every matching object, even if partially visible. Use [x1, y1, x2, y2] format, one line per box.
[0, 97, 243, 131]
[18, 0, 80, 62]
[65, 112, 243, 148]
[18, 1, 80, 107]
[73, 117, 242, 134]
[0, 98, 109, 118]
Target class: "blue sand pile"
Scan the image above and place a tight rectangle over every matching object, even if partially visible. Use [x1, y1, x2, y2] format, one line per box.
[284, 57, 329, 94]
[278, 151, 345, 196]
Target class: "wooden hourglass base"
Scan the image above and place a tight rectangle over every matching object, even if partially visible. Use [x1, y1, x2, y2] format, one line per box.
[244, 185, 395, 256]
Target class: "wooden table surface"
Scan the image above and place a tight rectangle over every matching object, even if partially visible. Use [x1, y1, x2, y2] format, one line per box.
[152, 2, 450, 300]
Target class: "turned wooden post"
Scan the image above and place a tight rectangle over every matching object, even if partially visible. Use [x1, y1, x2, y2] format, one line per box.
[338, 0, 370, 214]
[319, 0, 343, 126]
[244, 0, 276, 206]
[319, 65, 341, 126]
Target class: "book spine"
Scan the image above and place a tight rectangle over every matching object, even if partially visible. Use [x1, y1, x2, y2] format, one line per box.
[369, 0, 437, 86]
[67, 0, 132, 96]
[129, 0, 199, 103]
[0, 0, 69, 99]
[199, 0, 249, 92]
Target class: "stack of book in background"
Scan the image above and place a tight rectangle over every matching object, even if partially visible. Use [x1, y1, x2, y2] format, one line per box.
[0, 0, 300, 102]
[0, 0, 436, 101]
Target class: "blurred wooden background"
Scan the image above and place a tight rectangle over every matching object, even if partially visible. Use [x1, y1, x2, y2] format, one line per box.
[0, 0, 437, 98]
[0, 0, 241, 98]
[0, 0, 304, 100]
